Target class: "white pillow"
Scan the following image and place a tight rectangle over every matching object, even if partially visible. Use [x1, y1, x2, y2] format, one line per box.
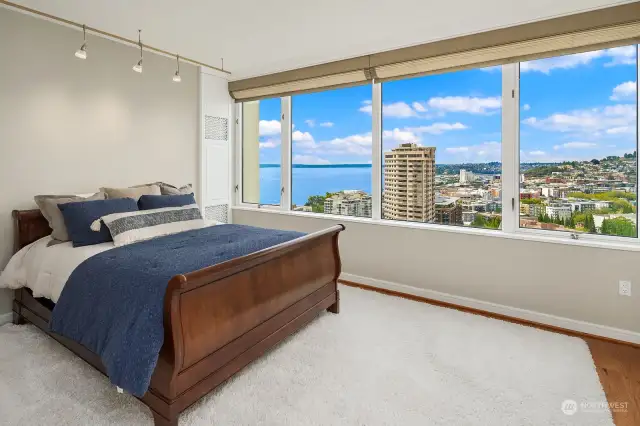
[92, 204, 205, 247]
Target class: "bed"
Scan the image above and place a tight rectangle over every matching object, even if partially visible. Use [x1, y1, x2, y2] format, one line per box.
[9, 208, 344, 426]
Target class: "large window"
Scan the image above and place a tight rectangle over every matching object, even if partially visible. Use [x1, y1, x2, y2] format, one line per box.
[242, 98, 281, 205]
[381, 68, 502, 229]
[290, 85, 372, 217]
[237, 44, 640, 246]
[519, 46, 638, 238]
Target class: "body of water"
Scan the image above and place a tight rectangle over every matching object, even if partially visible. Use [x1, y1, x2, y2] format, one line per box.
[258, 166, 372, 206]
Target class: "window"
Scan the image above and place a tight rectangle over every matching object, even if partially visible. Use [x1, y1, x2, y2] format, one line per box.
[236, 44, 640, 247]
[290, 85, 372, 217]
[242, 98, 281, 205]
[381, 68, 502, 229]
[519, 45, 638, 238]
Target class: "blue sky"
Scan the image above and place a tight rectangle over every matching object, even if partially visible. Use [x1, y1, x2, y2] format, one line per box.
[257, 45, 638, 165]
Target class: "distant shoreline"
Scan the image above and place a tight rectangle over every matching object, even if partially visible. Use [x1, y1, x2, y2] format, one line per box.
[259, 163, 559, 168]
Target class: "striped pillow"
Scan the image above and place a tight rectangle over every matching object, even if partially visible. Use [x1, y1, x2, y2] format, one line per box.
[91, 204, 205, 247]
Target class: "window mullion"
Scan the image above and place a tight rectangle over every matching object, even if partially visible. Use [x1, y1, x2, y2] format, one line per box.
[636, 44, 639, 241]
[234, 103, 242, 207]
[501, 63, 519, 234]
[281, 97, 292, 211]
[372, 82, 382, 220]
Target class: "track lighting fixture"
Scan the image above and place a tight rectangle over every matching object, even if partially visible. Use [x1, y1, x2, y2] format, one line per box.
[75, 25, 87, 59]
[173, 54, 182, 82]
[132, 29, 143, 73]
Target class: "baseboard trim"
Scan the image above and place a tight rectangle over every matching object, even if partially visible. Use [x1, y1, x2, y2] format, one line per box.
[0, 312, 13, 326]
[339, 273, 640, 348]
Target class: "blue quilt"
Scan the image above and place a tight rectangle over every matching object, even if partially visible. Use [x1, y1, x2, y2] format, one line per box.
[49, 224, 305, 397]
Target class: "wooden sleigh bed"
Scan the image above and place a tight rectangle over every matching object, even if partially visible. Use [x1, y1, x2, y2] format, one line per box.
[11, 209, 344, 426]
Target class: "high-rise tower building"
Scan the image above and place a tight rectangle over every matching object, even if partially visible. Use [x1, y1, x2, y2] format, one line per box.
[382, 143, 436, 222]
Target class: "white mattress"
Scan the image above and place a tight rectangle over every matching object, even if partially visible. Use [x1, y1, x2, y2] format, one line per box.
[0, 237, 114, 303]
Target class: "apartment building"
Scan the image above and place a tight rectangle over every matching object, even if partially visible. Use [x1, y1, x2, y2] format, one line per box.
[324, 190, 372, 218]
[382, 143, 436, 222]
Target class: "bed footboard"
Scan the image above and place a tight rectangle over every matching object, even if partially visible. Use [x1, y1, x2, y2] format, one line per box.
[150, 224, 344, 423]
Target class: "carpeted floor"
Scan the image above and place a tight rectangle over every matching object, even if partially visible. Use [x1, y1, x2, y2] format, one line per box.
[0, 285, 613, 426]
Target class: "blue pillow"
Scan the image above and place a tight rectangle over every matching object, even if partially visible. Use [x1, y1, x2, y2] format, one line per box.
[138, 193, 196, 210]
[59, 198, 138, 247]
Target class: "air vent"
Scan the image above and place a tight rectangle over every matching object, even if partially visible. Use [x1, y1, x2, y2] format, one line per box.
[204, 116, 228, 141]
[205, 204, 228, 223]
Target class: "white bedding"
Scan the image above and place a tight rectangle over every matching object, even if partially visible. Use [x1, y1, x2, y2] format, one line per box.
[0, 237, 114, 303]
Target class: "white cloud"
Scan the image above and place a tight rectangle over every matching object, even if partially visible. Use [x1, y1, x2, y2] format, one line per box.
[520, 51, 603, 74]
[606, 126, 635, 135]
[519, 47, 637, 74]
[610, 81, 637, 101]
[553, 142, 597, 150]
[292, 154, 330, 165]
[384, 102, 419, 118]
[292, 130, 314, 142]
[382, 128, 421, 144]
[604, 45, 637, 67]
[259, 138, 280, 149]
[304, 119, 316, 127]
[444, 141, 501, 162]
[528, 150, 546, 156]
[412, 102, 427, 113]
[522, 104, 636, 134]
[360, 101, 421, 118]
[406, 122, 468, 135]
[426, 96, 501, 115]
[359, 103, 372, 114]
[326, 133, 373, 156]
[445, 146, 469, 153]
[319, 121, 334, 127]
[259, 120, 281, 136]
[523, 104, 531, 111]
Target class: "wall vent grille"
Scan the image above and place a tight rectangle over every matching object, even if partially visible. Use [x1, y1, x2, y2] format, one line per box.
[205, 204, 228, 223]
[204, 116, 228, 141]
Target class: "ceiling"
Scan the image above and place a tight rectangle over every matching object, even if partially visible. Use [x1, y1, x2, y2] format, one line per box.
[8, 0, 635, 80]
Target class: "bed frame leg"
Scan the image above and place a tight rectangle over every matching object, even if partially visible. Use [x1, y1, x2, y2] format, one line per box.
[12, 311, 25, 325]
[327, 289, 340, 314]
[152, 411, 178, 426]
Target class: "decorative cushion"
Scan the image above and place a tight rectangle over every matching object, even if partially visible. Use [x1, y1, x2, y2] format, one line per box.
[133, 182, 193, 196]
[138, 193, 196, 210]
[59, 198, 139, 247]
[159, 183, 193, 196]
[94, 204, 205, 247]
[101, 184, 161, 201]
[34, 192, 106, 242]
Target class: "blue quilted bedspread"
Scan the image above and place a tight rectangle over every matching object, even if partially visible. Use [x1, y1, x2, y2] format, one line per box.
[49, 224, 305, 397]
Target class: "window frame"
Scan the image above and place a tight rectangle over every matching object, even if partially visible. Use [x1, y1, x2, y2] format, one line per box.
[234, 46, 640, 249]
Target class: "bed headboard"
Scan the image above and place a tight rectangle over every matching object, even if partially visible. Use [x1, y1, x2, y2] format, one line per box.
[12, 209, 52, 253]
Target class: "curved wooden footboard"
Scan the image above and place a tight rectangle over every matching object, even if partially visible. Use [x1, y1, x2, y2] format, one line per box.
[11, 209, 344, 426]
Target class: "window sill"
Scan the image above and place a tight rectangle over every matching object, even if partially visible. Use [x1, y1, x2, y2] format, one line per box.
[232, 205, 640, 252]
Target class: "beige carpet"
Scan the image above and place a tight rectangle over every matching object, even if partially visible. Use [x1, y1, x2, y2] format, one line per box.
[0, 285, 613, 425]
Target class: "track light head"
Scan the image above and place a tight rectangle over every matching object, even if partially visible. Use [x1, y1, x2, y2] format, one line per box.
[75, 44, 87, 59]
[75, 24, 87, 59]
[173, 54, 181, 82]
[133, 59, 143, 73]
[133, 29, 143, 73]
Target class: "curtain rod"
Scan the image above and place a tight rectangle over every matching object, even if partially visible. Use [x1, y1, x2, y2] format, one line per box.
[0, 0, 231, 75]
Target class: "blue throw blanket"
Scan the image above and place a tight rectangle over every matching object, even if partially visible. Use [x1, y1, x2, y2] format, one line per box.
[49, 224, 305, 397]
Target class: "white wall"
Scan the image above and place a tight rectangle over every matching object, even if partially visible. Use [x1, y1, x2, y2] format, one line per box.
[233, 209, 640, 338]
[0, 8, 199, 315]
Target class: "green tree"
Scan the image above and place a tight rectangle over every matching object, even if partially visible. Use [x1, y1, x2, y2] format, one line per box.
[601, 217, 636, 237]
[471, 215, 501, 230]
[305, 195, 327, 213]
[584, 213, 597, 233]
